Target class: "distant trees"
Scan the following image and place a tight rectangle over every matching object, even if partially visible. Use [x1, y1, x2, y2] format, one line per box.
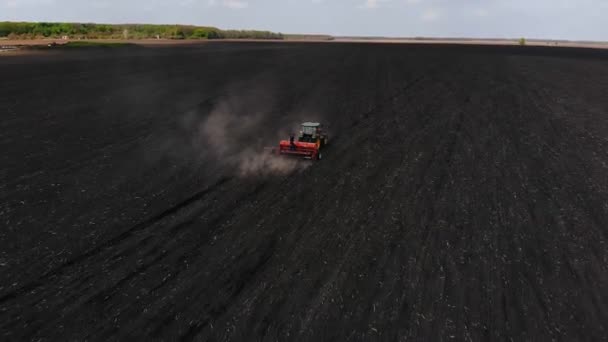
[0, 22, 284, 40]
[283, 34, 334, 40]
[519, 37, 526, 46]
[219, 29, 283, 39]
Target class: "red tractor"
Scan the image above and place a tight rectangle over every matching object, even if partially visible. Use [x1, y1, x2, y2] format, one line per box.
[275, 122, 329, 160]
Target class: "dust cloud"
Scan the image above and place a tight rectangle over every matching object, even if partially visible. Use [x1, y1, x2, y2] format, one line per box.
[197, 100, 308, 177]
[175, 80, 312, 178]
[236, 148, 304, 177]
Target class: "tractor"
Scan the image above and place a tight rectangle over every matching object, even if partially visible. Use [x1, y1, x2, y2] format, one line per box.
[275, 122, 329, 160]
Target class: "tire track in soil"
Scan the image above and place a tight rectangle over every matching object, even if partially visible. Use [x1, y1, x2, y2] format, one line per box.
[0, 177, 231, 305]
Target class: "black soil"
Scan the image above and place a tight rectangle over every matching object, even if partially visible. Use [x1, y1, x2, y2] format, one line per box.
[1, 42, 607, 341]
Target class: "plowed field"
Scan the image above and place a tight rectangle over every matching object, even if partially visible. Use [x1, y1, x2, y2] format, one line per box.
[1, 42, 607, 340]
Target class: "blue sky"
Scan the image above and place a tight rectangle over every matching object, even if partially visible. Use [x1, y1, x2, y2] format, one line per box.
[1, 0, 607, 40]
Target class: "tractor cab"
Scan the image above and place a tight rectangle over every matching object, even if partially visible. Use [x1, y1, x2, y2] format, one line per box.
[298, 122, 328, 147]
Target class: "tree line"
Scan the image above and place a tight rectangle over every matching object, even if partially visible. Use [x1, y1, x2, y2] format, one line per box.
[0, 22, 284, 40]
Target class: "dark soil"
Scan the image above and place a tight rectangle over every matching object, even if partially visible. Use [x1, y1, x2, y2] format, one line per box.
[1, 42, 607, 341]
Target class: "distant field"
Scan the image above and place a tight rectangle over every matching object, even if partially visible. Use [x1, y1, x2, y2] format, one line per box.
[2, 37, 608, 51]
[0, 38, 205, 46]
[333, 37, 608, 49]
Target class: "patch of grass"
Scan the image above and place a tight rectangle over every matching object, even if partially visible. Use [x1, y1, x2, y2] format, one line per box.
[62, 41, 135, 48]
[22, 41, 138, 51]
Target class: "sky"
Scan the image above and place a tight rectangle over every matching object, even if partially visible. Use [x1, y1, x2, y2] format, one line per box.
[1, 0, 607, 41]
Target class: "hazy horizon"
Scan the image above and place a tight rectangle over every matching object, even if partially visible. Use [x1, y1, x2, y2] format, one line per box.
[1, 0, 607, 41]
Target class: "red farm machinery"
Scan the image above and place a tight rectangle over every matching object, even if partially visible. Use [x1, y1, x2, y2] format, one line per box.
[273, 122, 329, 160]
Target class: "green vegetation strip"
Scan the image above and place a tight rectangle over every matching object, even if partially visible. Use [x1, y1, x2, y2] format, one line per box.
[0, 22, 284, 40]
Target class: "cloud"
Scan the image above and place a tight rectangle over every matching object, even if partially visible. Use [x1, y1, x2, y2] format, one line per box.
[223, 0, 248, 9]
[359, 0, 378, 9]
[358, 0, 391, 9]
[421, 8, 440, 21]
[2, 0, 55, 7]
[206, 0, 248, 9]
[179, 0, 196, 6]
[91, 1, 111, 9]
[472, 8, 489, 17]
